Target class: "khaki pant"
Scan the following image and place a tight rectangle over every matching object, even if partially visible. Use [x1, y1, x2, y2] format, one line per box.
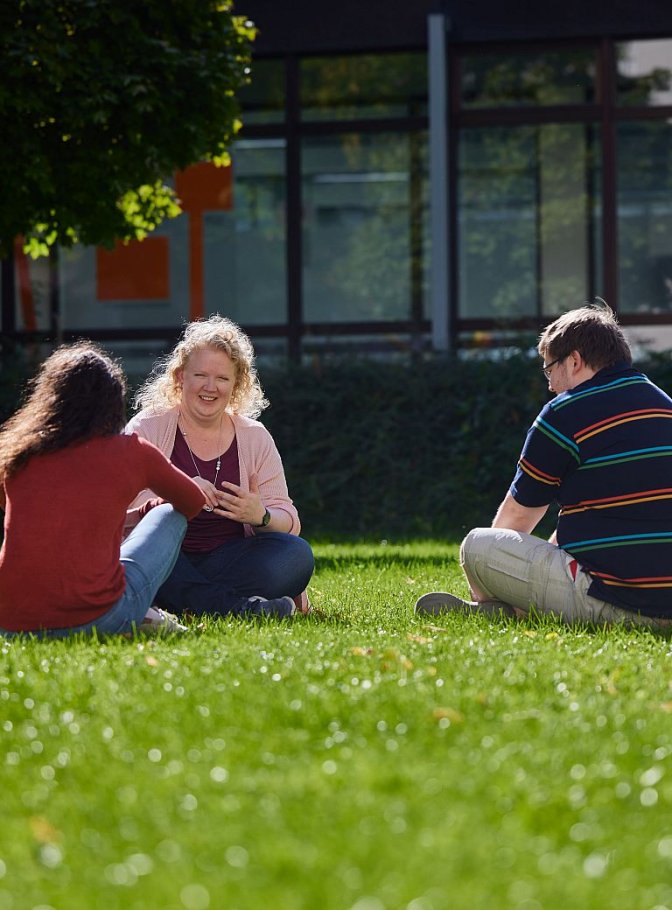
[460, 527, 671, 629]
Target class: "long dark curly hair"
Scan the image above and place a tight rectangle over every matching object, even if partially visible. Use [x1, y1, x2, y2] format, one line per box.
[0, 342, 127, 483]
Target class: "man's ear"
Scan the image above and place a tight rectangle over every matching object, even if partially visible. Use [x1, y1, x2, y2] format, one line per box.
[568, 350, 584, 373]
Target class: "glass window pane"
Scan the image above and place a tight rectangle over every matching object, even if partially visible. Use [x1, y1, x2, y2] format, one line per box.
[616, 40, 672, 107]
[301, 54, 427, 121]
[239, 59, 285, 125]
[458, 124, 600, 319]
[60, 142, 287, 331]
[204, 139, 287, 324]
[302, 132, 428, 323]
[59, 218, 189, 332]
[460, 50, 596, 108]
[8, 251, 52, 332]
[617, 121, 672, 314]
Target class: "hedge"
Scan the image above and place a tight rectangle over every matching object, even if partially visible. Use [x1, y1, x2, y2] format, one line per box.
[259, 352, 672, 539]
[3, 342, 672, 540]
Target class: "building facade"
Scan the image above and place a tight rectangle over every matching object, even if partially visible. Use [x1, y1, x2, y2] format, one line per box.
[3, 0, 672, 367]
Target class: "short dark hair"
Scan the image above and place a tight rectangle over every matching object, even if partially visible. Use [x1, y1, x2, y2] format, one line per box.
[538, 301, 632, 370]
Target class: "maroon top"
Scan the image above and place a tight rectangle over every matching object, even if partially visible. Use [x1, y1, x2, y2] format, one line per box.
[171, 428, 244, 553]
[0, 434, 205, 631]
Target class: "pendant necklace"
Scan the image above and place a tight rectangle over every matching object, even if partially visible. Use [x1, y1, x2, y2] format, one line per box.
[179, 412, 223, 512]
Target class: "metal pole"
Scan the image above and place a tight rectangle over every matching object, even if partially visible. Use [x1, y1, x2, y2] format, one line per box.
[428, 12, 451, 351]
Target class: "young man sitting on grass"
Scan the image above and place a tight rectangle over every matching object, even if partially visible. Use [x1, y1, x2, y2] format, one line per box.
[416, 302, 672, 628]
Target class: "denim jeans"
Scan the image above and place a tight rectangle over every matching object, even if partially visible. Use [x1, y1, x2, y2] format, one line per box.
[1, 504, 187, 639]
[156, 532, 315, 617]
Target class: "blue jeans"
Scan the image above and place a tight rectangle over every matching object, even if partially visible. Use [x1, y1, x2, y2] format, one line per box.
[156, 532, 315, 617]
[1, 504, 187, 639]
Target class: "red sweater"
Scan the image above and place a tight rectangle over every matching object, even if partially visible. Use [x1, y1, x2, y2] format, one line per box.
[0, 434, 205, 631]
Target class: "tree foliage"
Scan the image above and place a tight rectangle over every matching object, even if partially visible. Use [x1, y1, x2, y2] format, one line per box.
[0, 0, 255, 257]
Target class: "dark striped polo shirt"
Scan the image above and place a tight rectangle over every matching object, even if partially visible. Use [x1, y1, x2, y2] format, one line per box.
[510, 362, 672, 618]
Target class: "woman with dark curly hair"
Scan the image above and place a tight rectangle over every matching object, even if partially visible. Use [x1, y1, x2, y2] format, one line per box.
[0, 342, 205, 637]
[125, 315, 314, 619]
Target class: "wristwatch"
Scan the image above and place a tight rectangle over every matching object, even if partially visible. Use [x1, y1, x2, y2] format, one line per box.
[255, 508, 271, 528]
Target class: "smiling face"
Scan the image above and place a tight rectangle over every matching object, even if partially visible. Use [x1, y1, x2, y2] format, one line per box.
[177, 346, 237, 425]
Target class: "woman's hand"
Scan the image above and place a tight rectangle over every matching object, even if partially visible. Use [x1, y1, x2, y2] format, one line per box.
[191, 476, 221, 513]
[214, 474, 267, 526]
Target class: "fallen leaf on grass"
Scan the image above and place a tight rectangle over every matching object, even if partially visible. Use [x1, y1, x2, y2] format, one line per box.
[407, 634, 432, 644]
[145, 655, 159, 667]
[432, 707, 464, 724]
[29, 816, 61, 843]
[351, 647, 373, 656]
[659, 701, 672, 713]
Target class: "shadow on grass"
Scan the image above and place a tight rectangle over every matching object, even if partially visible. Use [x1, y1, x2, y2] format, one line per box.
[315, 552, 461, 572]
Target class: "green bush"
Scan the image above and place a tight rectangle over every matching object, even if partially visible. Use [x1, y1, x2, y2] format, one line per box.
[259, 355, 543, 537]
[261, 352, 672, 538]
[4, 343, 672, 540]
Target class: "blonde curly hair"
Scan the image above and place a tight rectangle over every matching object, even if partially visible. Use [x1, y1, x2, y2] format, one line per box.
[133, 316, 268, 418]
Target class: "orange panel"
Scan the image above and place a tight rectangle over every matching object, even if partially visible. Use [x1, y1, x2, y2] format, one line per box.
[175, 162, 233, 212]
[96, 237, 170, 301]
[14, 237, 37, 330]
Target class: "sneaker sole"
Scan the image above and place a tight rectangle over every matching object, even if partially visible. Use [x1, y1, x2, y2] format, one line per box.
[414, 592, 470, 615]
[415, 592, 515, 617]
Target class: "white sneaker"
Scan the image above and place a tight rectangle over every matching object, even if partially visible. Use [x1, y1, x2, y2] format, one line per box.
[139, 606, 188, 635]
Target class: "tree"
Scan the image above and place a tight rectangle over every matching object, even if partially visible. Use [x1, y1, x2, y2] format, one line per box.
[0, 0, 255, 257]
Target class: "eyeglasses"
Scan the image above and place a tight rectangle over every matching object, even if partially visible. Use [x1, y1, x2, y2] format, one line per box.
[541, 356, 563, 379]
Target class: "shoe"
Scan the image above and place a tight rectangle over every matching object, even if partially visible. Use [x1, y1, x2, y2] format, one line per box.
[243, 596, 296, 618]
[414, 592, 515, 617]
[139, 606, 188, 635]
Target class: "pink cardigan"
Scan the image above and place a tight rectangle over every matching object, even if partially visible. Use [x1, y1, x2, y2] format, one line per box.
[125, 406, 301, 537]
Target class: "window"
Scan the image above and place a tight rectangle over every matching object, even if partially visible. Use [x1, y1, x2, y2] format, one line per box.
[302, 132, 428, 323]
[460, 49, 596, 108]
[617, 121, 672, 313]
[237, 59, 286, 124]
[205, 139, 287, 325]
[616, 40, 672, 107]
[301, 54, 427, 120]
[458, 124, 600, 319]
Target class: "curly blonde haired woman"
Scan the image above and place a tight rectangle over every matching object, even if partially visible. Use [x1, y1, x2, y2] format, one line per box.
[126, 316, 314, 619]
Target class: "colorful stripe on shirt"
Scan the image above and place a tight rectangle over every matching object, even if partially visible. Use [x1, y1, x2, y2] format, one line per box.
[551, 375, 653, 411]
[588, 569, 672, 590]
[562, 531, 672, 553]
[532, 416, 580, 461]
[517, 458, 562, 487]
[574, 408, 672, 444]
[561, 486, 672, 515]
[579, 445, 672, 470]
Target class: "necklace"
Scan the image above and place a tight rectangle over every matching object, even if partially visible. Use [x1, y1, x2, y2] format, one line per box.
[179, 413, 223, 512]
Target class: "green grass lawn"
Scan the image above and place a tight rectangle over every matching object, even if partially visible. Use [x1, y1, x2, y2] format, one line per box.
[1, 539, 672, 910]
